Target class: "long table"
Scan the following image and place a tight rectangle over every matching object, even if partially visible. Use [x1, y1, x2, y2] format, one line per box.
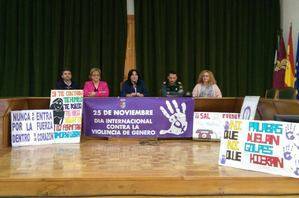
[1, 97, 299, 147]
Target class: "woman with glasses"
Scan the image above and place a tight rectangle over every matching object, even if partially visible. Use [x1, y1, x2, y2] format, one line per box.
[83, 68, 109, 97]
[192, 70, 222, 98]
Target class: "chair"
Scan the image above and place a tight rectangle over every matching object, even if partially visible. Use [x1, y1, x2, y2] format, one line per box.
[265, 88, 278, 99]
[277, 87, 297, 99]
[274, 114, 299, 123]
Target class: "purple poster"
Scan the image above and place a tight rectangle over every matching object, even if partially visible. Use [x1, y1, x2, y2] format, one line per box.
[83, 97, 194, 138]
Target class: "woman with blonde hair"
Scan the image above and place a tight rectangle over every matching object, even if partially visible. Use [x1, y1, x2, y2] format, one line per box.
[83, 68, 109, 97]
[192, 70, 222, 98]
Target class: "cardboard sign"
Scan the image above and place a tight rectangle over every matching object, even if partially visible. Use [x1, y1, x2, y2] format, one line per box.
[240, 96, 260, 120]
[11, 110, 54, 147]
[219, 119, 299, 178]
[50, 90, 83, 143]
[193, 112, 240, 140]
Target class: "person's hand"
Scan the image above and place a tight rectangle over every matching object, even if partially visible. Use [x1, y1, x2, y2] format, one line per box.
[89, 92, 97, 97]
[136, 93, 144, 97]
[126, 93, 137, 97]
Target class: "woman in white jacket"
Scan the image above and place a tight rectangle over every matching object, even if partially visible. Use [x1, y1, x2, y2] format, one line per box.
[192, 70, 222, 98]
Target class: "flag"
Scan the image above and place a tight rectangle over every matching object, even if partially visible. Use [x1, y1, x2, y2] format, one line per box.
[273, 33, 287, 89]
[285, 24, 295, 87]
[295, 33, 299, 99]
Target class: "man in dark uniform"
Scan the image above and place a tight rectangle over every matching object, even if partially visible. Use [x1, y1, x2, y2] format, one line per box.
[161, 71, 184, 97]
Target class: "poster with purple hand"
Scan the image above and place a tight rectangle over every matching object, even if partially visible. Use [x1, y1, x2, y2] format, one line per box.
[219, 119, 299, 178]
[83, 97, 194, 138]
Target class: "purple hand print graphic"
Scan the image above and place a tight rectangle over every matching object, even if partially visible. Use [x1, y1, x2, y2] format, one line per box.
[220, 154, 226, 164]
[285, 124, 296, 140]
[283, 145, 293, 160]
[291, 160, 299, 176]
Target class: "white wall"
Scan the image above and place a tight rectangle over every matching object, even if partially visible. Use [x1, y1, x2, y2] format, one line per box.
[281, 0, 299, 56]
[127, 0, 134, 15]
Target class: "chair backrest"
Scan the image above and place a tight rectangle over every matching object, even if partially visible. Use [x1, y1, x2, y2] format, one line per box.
[265, 88, 278, 99]
[120, 80, 125, 90]
[277, 87, 297, 99]
[274, 114, 299, 123]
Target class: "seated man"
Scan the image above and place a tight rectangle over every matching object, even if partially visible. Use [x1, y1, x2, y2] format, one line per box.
[161, 71, 184, 97]
[56, 68, 79, 90]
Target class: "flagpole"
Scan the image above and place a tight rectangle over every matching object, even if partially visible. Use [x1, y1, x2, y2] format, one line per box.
[295, 32, 299, 99]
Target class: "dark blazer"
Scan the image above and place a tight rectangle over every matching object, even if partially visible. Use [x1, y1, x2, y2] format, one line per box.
[120, 80, 148, 97]
[55, 80, 79, 90]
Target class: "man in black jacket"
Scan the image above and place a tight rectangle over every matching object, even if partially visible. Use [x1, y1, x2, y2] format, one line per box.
[56, 68, 79, 90]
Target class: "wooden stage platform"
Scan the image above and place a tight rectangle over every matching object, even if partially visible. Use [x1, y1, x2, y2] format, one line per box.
[0, 139, 298, 197]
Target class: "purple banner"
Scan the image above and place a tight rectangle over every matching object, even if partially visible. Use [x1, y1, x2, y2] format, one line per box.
[83, 97, 194, 138]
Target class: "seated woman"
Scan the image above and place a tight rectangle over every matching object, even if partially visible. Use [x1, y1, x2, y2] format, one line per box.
[56, 68, 79, 89]
[83, 68, 109, 97]
[192, 70, 222, 98]
[120, 69, 148, 97]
